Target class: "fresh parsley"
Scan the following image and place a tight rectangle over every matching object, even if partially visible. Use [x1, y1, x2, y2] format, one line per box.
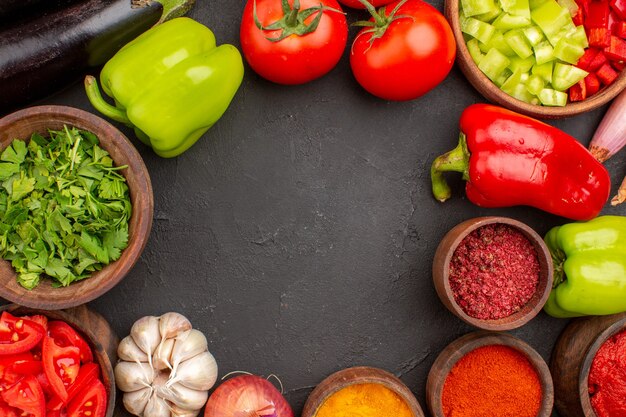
[0, 126, 132, 289]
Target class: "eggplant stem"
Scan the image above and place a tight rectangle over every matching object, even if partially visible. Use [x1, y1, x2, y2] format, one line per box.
[154, 0, 196, 22]
[84, 76, 131, 125]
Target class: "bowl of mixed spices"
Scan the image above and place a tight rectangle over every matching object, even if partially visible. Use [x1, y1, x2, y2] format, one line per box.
[427, 331, 554, 417]
[0, 105, 153, 309]
[301, 366, 425, 417]
[433, 216, 553, 330]
[551, 313, 626, 417]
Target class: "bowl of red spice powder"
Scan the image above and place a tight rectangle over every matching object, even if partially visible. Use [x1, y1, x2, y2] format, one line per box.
[433, 217, 553, 331]
[426, 331, 554, 417]
[551, 313, 626, 417]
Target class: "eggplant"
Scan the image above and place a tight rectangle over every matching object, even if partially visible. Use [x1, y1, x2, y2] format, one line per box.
[0, 0, 195, 115]
[0, 0, 84, 23]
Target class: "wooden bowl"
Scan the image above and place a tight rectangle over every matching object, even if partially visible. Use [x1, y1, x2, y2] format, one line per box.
[433, 216, 553, 331]
[0, 105, 153, 309]
[0, 303, 119, 417]
[444, 0, 626, 119]
[551, 312, 626, 417]
[302, 366, 425, 417]
[426, 331, 554, 417]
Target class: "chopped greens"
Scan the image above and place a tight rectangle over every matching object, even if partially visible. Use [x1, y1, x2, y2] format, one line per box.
[0, 126, 132, 289]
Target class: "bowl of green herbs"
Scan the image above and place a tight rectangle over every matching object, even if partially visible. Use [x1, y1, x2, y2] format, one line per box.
[0, 105, 153, 309]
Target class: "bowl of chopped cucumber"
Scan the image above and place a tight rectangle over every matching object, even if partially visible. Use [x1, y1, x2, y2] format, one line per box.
[446, 0, 626, 118]
[0, 105, 153, 309]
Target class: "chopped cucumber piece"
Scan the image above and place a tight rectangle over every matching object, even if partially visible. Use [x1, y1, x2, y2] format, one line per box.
[493, 13, 532, 29]
[494, 69, 513, 86]
[534, 41, 556, 64]
[554, 37, 585, 64]
[571, 26, 588, 48]
[526, 74, 546, 94]
[531, 0, 573, 41]
[523, 25, 545, 46]
[511, 83, 539, 103]
[480, 30, 517, 56]
[552, 62, 588, 90]
[538, 88, 568, 106]
[557, 0, 578, 15]
[476, 6, 503, 21]
[505, 29, 534, 58]
[501, 0, 531, 18]
[461, 16, 496, 44]
[501, 69, 524, 93]
[529, 0, 549, 8]
[532, 61, 554, 82]
[479, 48, 512, 82]
[508, 55, 536, 72]
[462, 0, 499, 17]
[467, 38, 485, 64]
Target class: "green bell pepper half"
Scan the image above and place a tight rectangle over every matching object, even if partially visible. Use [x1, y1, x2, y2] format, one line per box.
[544, 215, 626, 318]
[85, 17, 244, 158]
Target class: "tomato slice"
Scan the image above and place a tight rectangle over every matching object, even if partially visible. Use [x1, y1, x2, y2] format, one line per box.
[67, 378, 107, 417]
[0, 397, 20, 417]
[43, 336, 81, 403]
[48, 409, 69, 417]
[47, 362, 101, 411]
[48, 321, 93, 363]
[23, 315, 48, 332]
[0, 312, 45, 355]
[0, 375, 45, 417]
[0, 352, 38, 389]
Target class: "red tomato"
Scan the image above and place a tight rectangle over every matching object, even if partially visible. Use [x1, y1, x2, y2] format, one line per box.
[47, 363, 100, 411]
[350, 0, 456, 100]
[67, 379, 107, 417]
[1, 375, 45, 417]
[0, 312, 45, 355]
[42, 336, 81, 403]
[338, 0, 395, 8]
[48, 321, 93, 363]
[241, 0, 348, 84]
[0, 397, 20, 417]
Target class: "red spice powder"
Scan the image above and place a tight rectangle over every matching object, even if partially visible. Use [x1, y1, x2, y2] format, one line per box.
[442, 345, 542, 417]
[448, 223, 540, 320]
[589, 329, 626, 417]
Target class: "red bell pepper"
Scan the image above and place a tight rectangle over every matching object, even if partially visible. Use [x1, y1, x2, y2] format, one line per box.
[431, 105, 611, 220]
[611, 0, 626, 19]
[577, 48, 598, 69]
[587, 0, 611, 28]
[570, 79, 587, 101]
[615, 20, 626, 37]
[605, 35, 626, 59]
[597, 61, 620, 83]
[585, 72, 602, 94]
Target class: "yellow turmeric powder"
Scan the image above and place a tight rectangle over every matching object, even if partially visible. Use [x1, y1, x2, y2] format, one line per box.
[314, 383, 414, 417]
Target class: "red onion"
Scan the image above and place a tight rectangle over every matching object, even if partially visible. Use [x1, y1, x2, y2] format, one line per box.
[589, 89, 626, 205]
[204, 375, 293, 417]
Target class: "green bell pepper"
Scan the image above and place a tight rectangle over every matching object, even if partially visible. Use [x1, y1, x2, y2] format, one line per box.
[85, 17, 244, 158]
[544, 216, 626, 318]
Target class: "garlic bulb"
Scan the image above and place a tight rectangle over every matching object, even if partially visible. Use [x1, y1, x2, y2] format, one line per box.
[115, 313, 218, 417]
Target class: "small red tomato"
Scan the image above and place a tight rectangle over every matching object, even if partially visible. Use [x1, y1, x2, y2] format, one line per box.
[337, 0, 395, 8]
[241, 0, 348, 84]
[350, 0, 456, 100]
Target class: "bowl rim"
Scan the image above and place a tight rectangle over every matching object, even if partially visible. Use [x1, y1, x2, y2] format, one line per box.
[578, 316, 626, 417]
[301, 366, 425, 417]
[0, 105, 154, 309]
[433, 216, 554, 331]
[444, 0, 626, 119]
[426, 331, 554, 417]
[0, 303, 117, 417]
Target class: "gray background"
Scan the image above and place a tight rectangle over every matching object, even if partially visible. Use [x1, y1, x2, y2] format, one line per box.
[3, 0, 626, 416]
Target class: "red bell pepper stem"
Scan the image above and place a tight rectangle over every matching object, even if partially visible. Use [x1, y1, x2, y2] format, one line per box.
[613, 176, 626, 205]
[431, 134, 470, 202]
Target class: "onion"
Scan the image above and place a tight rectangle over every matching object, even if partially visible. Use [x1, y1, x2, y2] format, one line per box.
[204, 375, 294, 417]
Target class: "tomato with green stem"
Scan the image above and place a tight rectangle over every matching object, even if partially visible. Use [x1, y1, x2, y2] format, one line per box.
[338, 0, 395, 8]
[350, 0, 456, 100]
[241, 0, 348, 84]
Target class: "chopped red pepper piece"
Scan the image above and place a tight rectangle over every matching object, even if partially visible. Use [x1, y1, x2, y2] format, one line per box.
[589, 28, 612, 47]
[589, 49, 609, 70]
[612, 60, 626, 70]
[611, 0, 626, 19]
[605, 35, 626, 60]
[577, 48, 599, 69]
[570, 79, 588, 101]
[615, 21, 626, 37]
[597, 61, 620, 83]
[585, 72, 602, 94]
[587, 0, 611, 28]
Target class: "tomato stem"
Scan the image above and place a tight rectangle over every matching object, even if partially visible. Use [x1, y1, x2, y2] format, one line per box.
[353, 0, 412, 47]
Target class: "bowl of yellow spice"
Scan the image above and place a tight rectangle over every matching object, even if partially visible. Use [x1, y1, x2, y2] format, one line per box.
[301, 366, 424, 417]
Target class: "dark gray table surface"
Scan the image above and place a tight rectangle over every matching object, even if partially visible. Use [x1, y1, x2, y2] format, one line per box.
[2, 1, 626, 416]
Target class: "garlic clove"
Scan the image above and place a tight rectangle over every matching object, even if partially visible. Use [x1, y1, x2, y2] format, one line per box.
[144, 392, 170, 417]
[170, 403, 201, 417]
[114, 362, 155, 392]
[154, 338, 175, 371]
[122, 387, 151, 415]
[171, 351, 218, 391]
[159, 312, 192, 340]
[157, 381, 209, 411]
[118, 335, 149, 363]
[171, 329, 208, 372]
[131, 316, 161, 357]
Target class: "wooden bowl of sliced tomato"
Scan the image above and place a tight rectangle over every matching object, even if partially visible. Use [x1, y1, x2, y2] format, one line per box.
[0, 304, 117, 417]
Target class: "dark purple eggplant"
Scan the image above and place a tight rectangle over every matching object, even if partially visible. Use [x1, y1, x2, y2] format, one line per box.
[0, 0, 194, 115]
[0, 0, 84, 23]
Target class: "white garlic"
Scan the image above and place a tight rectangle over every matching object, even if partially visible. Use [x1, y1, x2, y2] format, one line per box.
[117, 313, 217, 417]
[119, 335, 149, 363]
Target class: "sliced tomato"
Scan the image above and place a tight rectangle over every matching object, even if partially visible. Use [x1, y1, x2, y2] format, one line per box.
[48, 321, 93, 364]
[48, 409, 69, 417]
[36, 370, 55, 399]
[0, 312, 45, 355]
[0, 352, 38, 389]
[42, 336, 81, 403]
[67, 378, 107, 417]
[47, 362, 100, 411]
[23, 315, 48, 332]
[0, 375, 45, 417]
[0, 397, 20, 417]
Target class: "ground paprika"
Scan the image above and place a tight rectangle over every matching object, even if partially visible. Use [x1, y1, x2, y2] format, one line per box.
[442, 345, 542, 417]
[589, 329, 626, 417]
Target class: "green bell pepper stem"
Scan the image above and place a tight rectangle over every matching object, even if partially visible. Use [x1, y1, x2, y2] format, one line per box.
[84, 76, 131, 125]
[150, 0, 196, 22]
[431, 133, 471, 202]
